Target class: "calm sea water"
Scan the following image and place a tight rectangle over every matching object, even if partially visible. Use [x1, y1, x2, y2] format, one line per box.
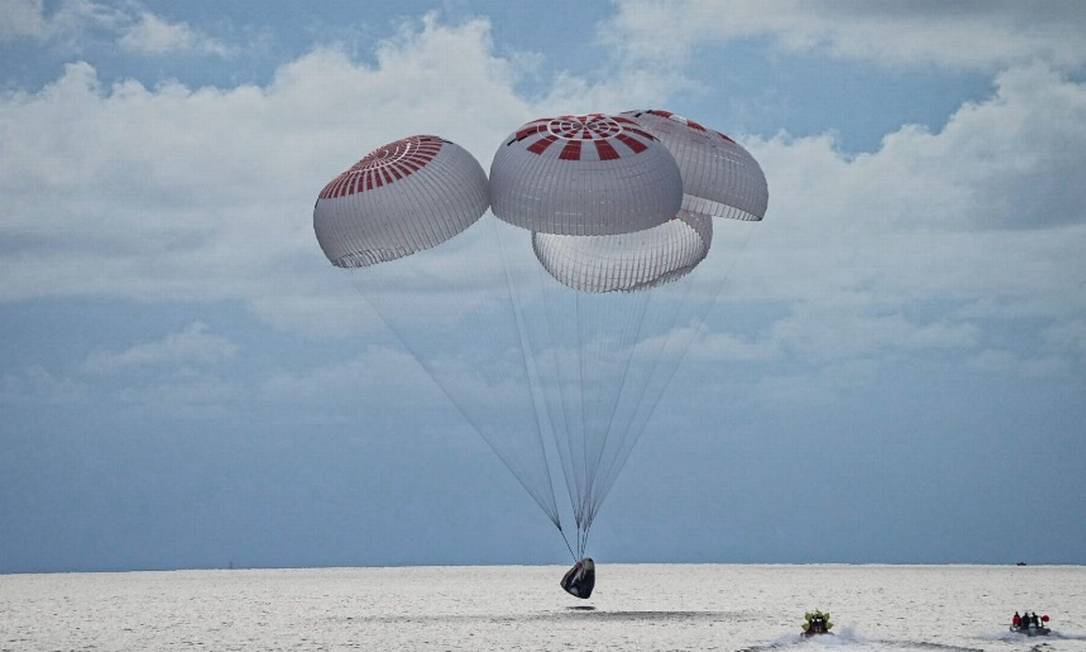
[1, 564, 1084, 651]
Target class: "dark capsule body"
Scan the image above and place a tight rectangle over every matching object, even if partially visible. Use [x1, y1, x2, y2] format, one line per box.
[561, 558, 596, 599]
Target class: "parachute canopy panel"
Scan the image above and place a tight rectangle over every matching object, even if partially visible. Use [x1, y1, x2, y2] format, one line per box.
[532, 211, 713, 294]
[313, 135, 490, 268]
[490, 114, 683, 236]
[621, 110, 768, 222]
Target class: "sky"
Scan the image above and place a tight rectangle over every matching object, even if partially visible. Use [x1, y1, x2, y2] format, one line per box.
[1, 0, 1085, 573]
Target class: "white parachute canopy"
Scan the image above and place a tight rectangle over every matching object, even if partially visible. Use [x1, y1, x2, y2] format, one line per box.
[313, 135, 569, 531]
[490, 113, 682, 235]
[620, 110, 769, 222]
[487, 113, 716, 556]
[532, 211, 713, 294]
[314, 135, 489, 267]
[314, 112, 768, 562]
[491, 112, 769, 554]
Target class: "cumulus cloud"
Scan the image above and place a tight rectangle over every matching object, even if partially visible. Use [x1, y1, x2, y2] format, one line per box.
[604, 0, 1086, 72]
[640, 59, 1085, 402]
[688, 306, 981, 363]
[0, 14, 677, 338]
[1, 0, 230, 55]
[0, 0, 48, 40]
[686, 328, 780, 362]
[650, 60, 1085, 398]
[116, 11, 233, 56]
[113, 370, 242, 416]
[1, 0, 124, 43]
[81, 322, 237, 375]
[705, 64, 1086, 325]
[1, 11, 1084, 398]
[258, 346, 429, 405]
[750, 358, 880, 409]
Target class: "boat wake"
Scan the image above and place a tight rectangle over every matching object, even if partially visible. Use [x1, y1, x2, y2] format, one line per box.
[976, 628, 1086, 644]
[739, 627, 983, 652]
[1048, 631, 1086, 641]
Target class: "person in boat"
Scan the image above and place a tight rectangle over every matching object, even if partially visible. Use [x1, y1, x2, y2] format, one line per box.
[1031, 612, 1040, 627]
[1013, 612, 1021, 628]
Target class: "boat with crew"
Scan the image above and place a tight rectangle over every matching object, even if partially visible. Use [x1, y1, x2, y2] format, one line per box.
[802, 610, 833, 637]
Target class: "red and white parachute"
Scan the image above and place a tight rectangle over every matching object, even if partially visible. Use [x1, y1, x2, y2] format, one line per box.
[314, 135, 489, 268]
[313, 110, 768, 564]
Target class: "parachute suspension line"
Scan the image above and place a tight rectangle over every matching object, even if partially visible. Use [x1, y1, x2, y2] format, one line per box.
[582, 285, 653, 529]
[581, 519, 594, 559]
[530, 243, 585, 531]
[525, 246, 581, 530]
[492, 216, 564, 533]
[547, 317, 583, 526]
[595, 267, 703, 512]
[592, 222, 761, 513]
[575, 290, 637, 538]
[352, 281, 562, 530]
[576, 287, 638, 536]
[566, 532, 577, 562]
[557, 521, 577, 561]
[536, 243, 668, 554]
[575, 288, 589, 529]
[586, 275, 694, 528]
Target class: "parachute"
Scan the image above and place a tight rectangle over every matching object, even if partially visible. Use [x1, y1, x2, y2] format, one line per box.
[531, 211, 712, 294]
[313, 111, 768, 575]
[314, 135, 488, 268]
[489, 114, 681, 235]
[619, 110, 768, 222]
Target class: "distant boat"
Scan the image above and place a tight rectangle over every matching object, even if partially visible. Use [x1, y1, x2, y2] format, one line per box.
[802, 611, 833, 637]
[1010, 624, 1050, 636]
[1011, 614, 1051, 636]
[1016, 561, 1027, 566]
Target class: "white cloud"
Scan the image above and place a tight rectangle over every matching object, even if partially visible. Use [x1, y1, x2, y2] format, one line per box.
[749, 358, 880, 409]
[117, 11, 232, 56]
[1, 0, 231, 56]
[702, 64, 1086, 334]
[114, 370, 241, 414]
[0, 14, 677, 338]
[0, 364, 88, 404]
[605, 0, 1086, 71]
[258, 346, 429, 405]
[0, 0, 48, 40]
[649, 61, 1086, 398]
[679, 302, 980, 365]
[1, 0, 130, 45]
[81, 321, 237, 375]
[689, 328, 780, 362]
[1, 12, 1084, 386]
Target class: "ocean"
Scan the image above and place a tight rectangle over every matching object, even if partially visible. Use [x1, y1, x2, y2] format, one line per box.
[1, 564, 1083, 651]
